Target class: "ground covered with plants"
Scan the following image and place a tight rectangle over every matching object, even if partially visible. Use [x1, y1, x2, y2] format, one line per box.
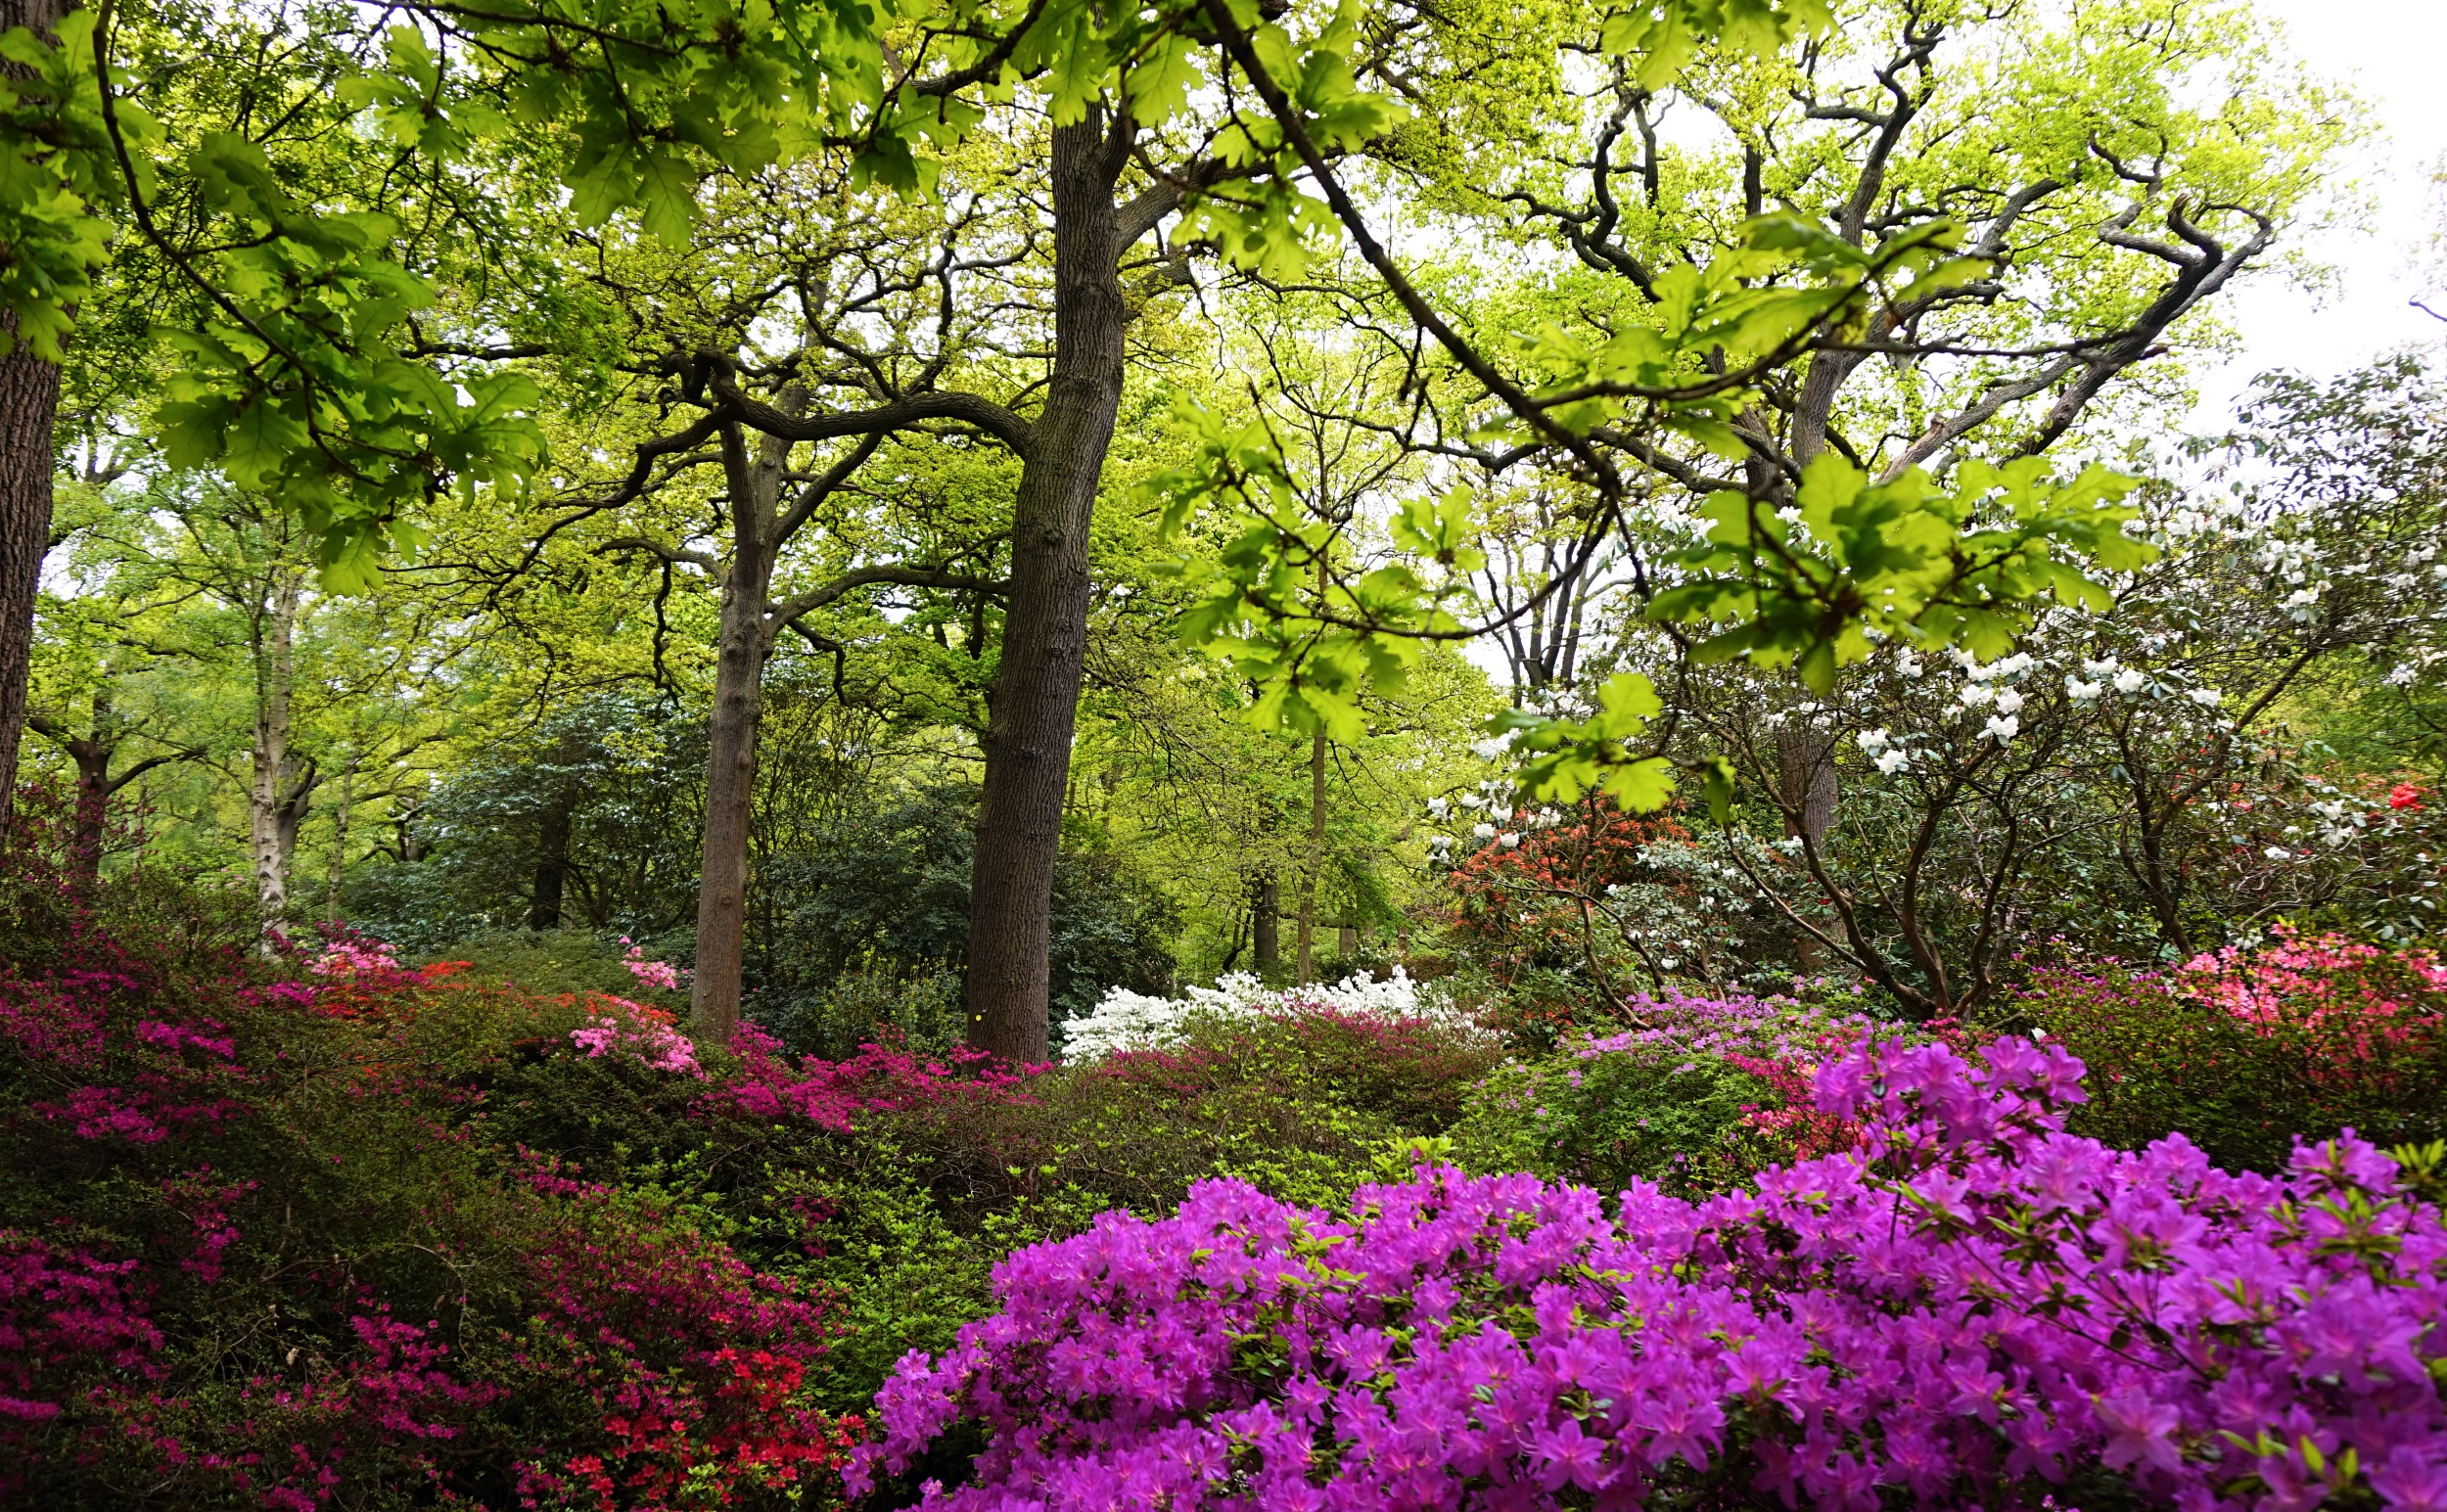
[8, 0, 2447, 1503]
[8, 805, 2447, 1508]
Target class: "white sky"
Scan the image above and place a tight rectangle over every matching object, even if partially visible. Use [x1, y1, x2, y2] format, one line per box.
[2191, 0, 2447, 423]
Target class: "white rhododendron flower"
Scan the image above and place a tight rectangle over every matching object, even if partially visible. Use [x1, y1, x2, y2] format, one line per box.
[1472, 822, 1496, 840]
[2065, 676, 2103, 703]
[1065, 969, 1481, 1061]
[2264, 846, 2292, 861]
[1856, 727, 1891, 754]
[1983, 713, 2020, 743]
[1497, 832, 1521, 848]
[1426, 797, 1450, 818]
[1960, 683, 1996, 709]
[1873, 749, 1912, 776]
[2113, 668, 2148, 695]
[1491, 805, 1514, 823]
[2187, 687, 2223, 709]
[1458, 793, 1483, 809]
[1993, 688, 2025, 715]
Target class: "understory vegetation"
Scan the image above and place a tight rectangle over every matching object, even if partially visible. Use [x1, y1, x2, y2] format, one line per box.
[5, 0, 2447, 1504]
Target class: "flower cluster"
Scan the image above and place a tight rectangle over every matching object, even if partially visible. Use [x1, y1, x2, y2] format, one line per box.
[1066, 968, 1475, 1061]
[853, 1035, 2447, 1511]
[309, 939, 399, 977]
[620, 936, 688, 991]
[568, 996, 703, 1077]
[707, 1022, 1037, 1132]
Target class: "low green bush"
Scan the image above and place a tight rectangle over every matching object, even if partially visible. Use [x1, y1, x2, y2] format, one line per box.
[2020, 930, 2447, 1171]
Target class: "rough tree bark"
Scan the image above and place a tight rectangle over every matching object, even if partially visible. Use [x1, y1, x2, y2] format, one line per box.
[0, 0, 68, 813]
[963, 113, 1133, 1062]
[248, 573, 303, 933]
[688, 419, 789, 1042]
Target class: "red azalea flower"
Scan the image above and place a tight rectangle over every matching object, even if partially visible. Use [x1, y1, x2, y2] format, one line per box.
[2388, 782, 2423, 811]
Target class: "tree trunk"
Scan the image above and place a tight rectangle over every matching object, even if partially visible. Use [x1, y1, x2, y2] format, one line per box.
[1252, 871, 1279, 975]
[530, 794, 573, 931]
[1777, 725, 1836, 848]
[250, 574, 301, 935]
[1296, 727, 1324, 983]
[328, 755, 353, 921]
[965, 114, 1131, 1063]
[688, 420, 787, 1041]
[0, 0, 68, 815]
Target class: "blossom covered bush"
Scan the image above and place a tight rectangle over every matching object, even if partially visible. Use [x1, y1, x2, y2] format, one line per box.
[1452, 985, 1896, 1197]
[0, 841, 864, 1508]
[852, 1033, 2447, 1510]
[1064, 967, 1479, 1060]
[2025, 928, 2447, 1169]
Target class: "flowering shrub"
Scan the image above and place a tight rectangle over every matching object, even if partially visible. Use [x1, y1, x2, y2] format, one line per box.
[1452, 987, 1895, 1196]
[2027, 932, 2447, 1170]
[2176, 925, 2447, 1056]
[0, 838, 863, 1508]
[1065, 968, 1477, 1060]
[570, 994, 705, 1077]
[853, 1035, 2447, 1511]
[621, 936, 689, 992]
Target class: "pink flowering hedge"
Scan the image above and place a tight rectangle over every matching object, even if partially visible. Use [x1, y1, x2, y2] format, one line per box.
[2025, 929, 2447, 1170]
[852, 1035, 2447, 1510]
[0, 848, 865, 1508]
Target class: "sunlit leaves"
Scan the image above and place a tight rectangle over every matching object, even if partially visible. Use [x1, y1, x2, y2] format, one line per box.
[1500, 672, 1679, 812]
[1598, 0, 1834, 89]
[1650, 453, 2153, 695]
[0, 12, 118, 361]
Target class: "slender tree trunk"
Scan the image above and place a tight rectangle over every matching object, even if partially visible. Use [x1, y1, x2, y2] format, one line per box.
[250, 574, 301, 935]
[68, 737, 110, 880]
[1252, 871, 1279, 975]
[965, 115, 1131, 1063]
[530, 794, 573, 931]
[689, 420, 787, 1041]
[1296, 727, 1325, 983]
[1777, 723, 1836, 970]
[328, 754, 353, 921]
[0, 0, 68, 814]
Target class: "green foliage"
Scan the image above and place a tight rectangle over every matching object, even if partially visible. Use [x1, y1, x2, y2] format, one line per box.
[1652, 454, 2155, 695]
[0, 12, 115, 360]
[2020, 954, 2447, 1174]
[750, 783, 1179, 1042]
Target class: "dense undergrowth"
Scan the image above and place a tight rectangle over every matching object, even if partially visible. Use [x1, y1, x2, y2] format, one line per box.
[7, 821, 2447, 1508]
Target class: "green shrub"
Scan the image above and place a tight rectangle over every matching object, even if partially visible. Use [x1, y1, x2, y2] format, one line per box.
[1450, 988, 1896, 1197]
[2020, 935, 2447, 1171]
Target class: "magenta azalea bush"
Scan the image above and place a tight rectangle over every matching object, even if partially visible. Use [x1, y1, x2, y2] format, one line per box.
[852, 1034, 2447, 1510]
